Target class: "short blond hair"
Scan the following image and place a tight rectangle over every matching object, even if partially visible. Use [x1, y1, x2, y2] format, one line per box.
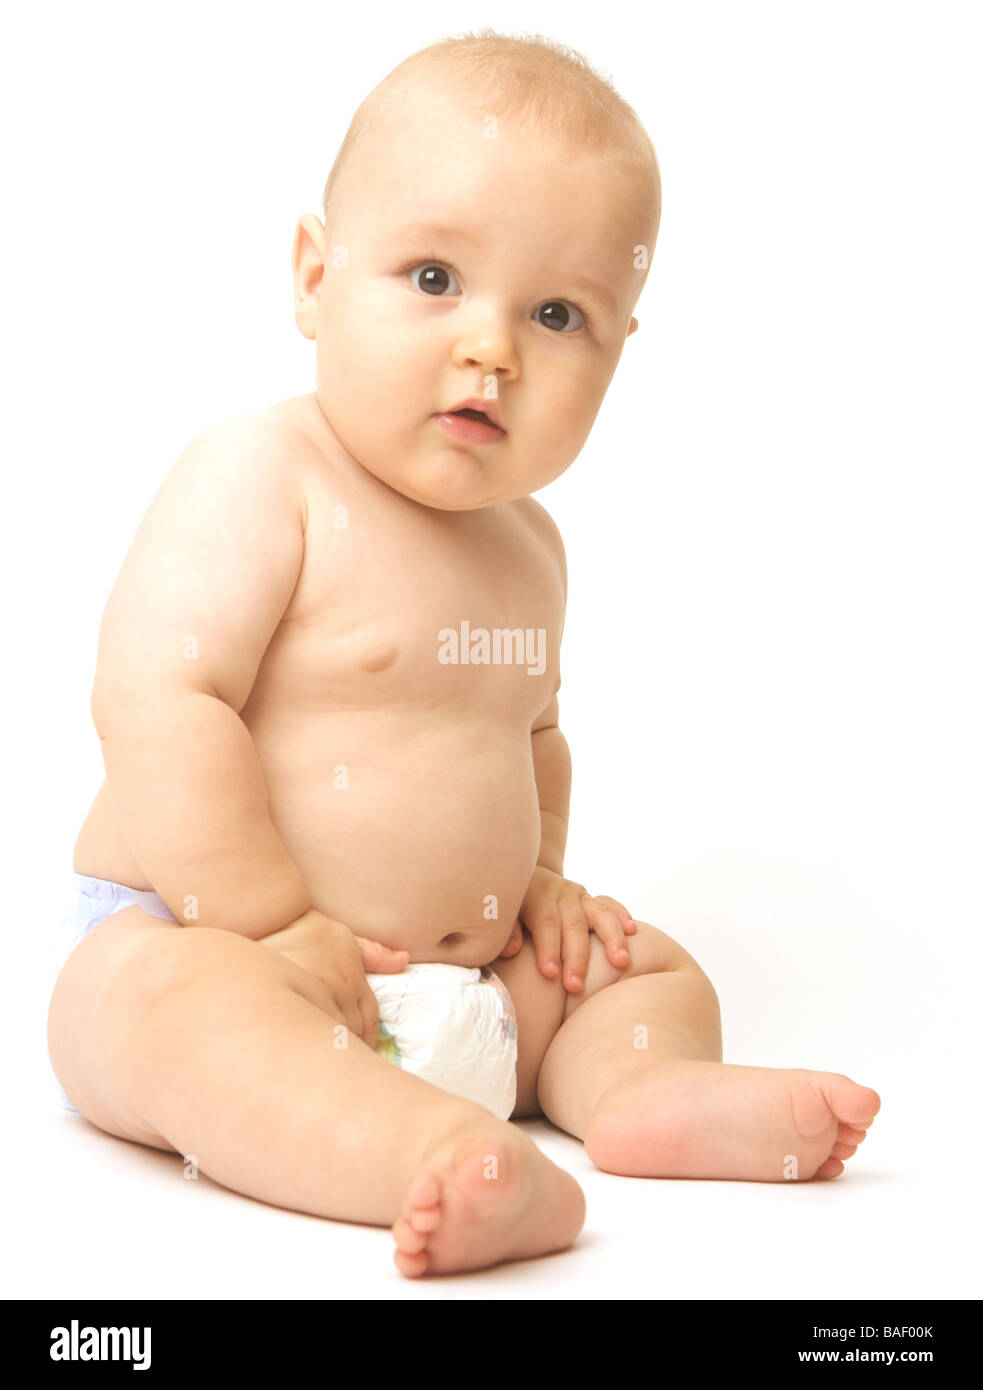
[320, 29, 661, 247]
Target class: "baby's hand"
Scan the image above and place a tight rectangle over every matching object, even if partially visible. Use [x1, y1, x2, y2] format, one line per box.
[504, 867, 637, 993]
[257, 908, 408, 1049]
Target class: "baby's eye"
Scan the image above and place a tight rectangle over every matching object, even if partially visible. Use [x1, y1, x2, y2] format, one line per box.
[534, 301, 585, 333]
[408, 262, 462, 296]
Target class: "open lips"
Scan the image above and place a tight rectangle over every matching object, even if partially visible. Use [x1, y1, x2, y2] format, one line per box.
[434, 398, 507, 443]
[443, 397, 505, 432]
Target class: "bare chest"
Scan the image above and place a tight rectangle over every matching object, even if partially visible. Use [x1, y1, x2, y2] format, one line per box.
[242, 455, 564, 729]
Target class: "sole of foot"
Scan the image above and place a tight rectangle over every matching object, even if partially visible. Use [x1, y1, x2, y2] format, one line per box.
[583, 1061, 881, 1182]
[392, 1123, 586, 1277]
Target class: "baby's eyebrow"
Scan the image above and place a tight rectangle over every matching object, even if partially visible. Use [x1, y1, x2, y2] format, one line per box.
[561, 273, 617, 315]
[383, 220, 482, 247]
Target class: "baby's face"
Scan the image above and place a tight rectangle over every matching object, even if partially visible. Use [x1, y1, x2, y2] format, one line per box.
[293, 89, 655, 509]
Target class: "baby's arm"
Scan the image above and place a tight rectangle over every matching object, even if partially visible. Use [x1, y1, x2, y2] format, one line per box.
[520, 690, 637, 991]
[530, 697, 570, 880]
[91, 415, 312, 938]
[506, 508, 636, 989]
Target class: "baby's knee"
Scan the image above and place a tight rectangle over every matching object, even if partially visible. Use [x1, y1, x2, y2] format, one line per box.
[624, 921, 710, 976]
[575, 921, 713, 1007]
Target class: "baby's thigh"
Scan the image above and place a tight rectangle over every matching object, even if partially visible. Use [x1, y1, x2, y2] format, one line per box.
[493, 922, 702, 1118]
[47, 905, 335, 1148]
[491, 935, 567, 1118]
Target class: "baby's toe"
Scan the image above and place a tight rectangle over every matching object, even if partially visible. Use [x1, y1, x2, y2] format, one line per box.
[847, 1083, 881, 1126]
[815, 1155, 845, 1180]
[393, 1248, 429, 1278]
[831, 1141, 858, 1159]
[406, 1169, 441, 1209]
[392, 1217, 428, 1254]
[409, 1206, 442, 1233]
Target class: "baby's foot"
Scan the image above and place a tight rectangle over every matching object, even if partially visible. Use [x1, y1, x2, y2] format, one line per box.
[583, 1061, 881, 1182]
[392, 1122, 585, 1277]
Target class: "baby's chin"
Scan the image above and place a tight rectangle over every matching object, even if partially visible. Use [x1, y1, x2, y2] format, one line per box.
[374, 451, 510, 511]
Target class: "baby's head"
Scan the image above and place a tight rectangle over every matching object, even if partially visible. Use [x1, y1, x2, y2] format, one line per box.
[292, 30, 661, 509]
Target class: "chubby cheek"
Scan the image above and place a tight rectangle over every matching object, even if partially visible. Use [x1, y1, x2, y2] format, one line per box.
[535, 353, 603, 428]
[315, 301, 370, 398]
[519, 407, 593, 488]
[319, 308, 435, 429]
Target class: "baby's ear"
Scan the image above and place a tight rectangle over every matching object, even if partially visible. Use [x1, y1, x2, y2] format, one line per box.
[627, 316, 639, 337]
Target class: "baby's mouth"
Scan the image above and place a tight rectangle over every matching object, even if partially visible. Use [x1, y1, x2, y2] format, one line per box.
[433, 408, 507, 445]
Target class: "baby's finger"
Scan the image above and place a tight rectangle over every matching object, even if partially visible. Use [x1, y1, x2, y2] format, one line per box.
[559, 904, 591, 992]
[595, 896, 637, 936]
[359, 985, 380, 1051]
[355, 935, 410, 974]
[523, 906, 561, 980]
[335, 998, 363, 1050]
[584, 899, 631, 968]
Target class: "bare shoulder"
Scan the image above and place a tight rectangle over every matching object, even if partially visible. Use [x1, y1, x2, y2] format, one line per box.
[237, 393, 355, 512]
[511, 495, 567, 599]
[190, 407, 311, 498]
[93, 409, 317, 715]
[135, 408, 322, 556]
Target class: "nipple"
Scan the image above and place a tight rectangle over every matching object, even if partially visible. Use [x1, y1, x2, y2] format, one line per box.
[359, 644, 398, 673]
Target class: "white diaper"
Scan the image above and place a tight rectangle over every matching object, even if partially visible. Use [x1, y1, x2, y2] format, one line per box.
[364, 963, 518, 1122]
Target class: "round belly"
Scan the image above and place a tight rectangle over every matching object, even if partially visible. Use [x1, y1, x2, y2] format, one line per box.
[256, 718, 543, 958]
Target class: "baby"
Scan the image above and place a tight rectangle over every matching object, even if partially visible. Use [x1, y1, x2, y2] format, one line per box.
[47, 31, 880, 1277]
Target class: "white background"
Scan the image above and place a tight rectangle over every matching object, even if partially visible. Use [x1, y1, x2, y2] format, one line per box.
[3, 0, 980, 1300]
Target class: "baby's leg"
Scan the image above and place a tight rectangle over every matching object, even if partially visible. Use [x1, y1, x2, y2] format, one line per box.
[47, 907, 584, 1275]
[495, 923, 880, 1183]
